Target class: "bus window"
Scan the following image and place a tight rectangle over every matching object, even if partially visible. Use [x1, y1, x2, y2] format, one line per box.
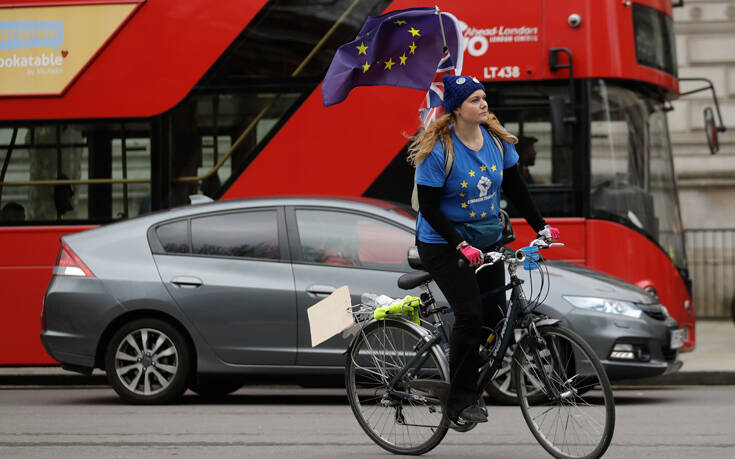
[0, 122, 152, 224]
[168, 91, 304, 208]
[488, 83, 577, 218]
[503, 120, 571, 186]
[165, 0, 392, 208]
[589, 80, 686, 268]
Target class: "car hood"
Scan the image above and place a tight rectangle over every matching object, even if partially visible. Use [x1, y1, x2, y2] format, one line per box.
[539, 260, 656, 305]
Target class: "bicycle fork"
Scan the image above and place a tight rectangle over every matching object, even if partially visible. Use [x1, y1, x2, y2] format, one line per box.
[517, 322, 572, 401]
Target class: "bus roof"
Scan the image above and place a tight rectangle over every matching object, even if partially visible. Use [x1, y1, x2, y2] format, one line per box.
[0, 0, 677, 121]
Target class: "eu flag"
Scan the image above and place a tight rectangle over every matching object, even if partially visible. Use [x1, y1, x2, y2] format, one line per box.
[322, 7, 461, 107]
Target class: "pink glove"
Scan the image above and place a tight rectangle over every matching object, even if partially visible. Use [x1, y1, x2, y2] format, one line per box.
[538, 224, 560, 241]
[459, 244, 483, 266]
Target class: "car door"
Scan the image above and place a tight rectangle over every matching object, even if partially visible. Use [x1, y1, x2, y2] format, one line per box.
[152, 207, 297, 365]
[287, 206, 423, 366]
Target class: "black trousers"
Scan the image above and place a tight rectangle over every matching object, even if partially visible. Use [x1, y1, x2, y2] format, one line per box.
[417, 242, 506, 416]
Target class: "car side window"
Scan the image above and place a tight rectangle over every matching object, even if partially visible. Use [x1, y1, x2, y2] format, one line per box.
[295, 209, 413, 270]
[156, 220, 189, 254]
[191, 210, 279, 260]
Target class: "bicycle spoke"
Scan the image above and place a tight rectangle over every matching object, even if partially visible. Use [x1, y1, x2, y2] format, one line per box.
[346, 320, 449, 455]
[515, 326, 614, 459]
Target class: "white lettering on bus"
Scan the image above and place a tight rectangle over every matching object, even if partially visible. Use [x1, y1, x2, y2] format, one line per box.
[483, 66, 521, 79]
[463, 24, 540, 58]
[0, 52, 63, 69]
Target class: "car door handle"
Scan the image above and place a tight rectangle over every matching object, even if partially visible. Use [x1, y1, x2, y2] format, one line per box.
[306, 284, 336, 298]
[171, 276, 203, 288]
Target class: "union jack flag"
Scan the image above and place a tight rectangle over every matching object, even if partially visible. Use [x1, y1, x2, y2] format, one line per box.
[418, 49, 458, 127]
[417, 11, 464, 128]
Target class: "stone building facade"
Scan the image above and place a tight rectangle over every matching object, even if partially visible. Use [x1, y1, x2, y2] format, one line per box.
[671, 1, 735, 317]
[671, 0, 735, 230]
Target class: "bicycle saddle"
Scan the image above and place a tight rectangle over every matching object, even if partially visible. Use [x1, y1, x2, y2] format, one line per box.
[398, 271, 432, 290]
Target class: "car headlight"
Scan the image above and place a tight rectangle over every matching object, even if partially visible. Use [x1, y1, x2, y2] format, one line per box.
[563, 296, 642, 318]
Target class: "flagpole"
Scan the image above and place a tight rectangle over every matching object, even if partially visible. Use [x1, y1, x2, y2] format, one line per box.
[435, 5, 448, 51]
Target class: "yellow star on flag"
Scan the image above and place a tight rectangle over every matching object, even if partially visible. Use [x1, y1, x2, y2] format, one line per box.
[461, 181, 468, 188]
[384, 58, 395, 70]
[394, 19, 407, 25]
[461, 203, 468, 209]
[362, 61, 371, 73]
[481, 212, 487, 217]
[491, 165, 497, 171]
[459, 193, 465, 197]
[409, 42, 417, 54]
[469, 170, 475, 177]
[470, 211, 476, 217]
[356, 42, 368, 55]
[408, 27, 421, 37]
[399, 53, 407, 65]
[480, 165, 487, 171]
[491, 204, 495, 210]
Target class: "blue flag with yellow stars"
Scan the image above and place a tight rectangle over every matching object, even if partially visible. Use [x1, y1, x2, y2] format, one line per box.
[322, 7, 459, 107]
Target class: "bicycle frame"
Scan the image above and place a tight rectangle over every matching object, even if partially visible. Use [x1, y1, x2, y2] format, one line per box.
[346, 240, 615, 458]
[367, 249, 565, 407]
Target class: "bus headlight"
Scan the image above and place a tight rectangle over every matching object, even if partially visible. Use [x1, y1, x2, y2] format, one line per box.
[563, 296, 643, 318]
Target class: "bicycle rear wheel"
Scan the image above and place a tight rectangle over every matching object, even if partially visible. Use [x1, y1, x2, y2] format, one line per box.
[345, 319, 449, 455]
[513, 325, 615, 459]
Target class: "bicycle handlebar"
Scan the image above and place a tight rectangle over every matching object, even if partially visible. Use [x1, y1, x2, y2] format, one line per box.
[457, 238, 565, 270]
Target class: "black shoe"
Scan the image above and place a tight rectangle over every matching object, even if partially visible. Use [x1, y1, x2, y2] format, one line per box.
[456, 404, 488, 423]
[477, 397, 488, 417]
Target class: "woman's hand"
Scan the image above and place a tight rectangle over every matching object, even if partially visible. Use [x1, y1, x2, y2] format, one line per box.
[538, 224, 560, 241]
[458, 242, 483, 267]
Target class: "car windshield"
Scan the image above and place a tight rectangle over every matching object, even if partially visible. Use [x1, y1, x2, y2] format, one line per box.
[589, 80, 687, 270]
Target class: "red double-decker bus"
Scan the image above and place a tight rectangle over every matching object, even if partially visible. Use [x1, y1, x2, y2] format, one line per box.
[0, 0, 697, 365]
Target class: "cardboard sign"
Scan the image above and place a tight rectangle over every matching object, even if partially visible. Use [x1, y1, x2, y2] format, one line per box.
[307, 286, 355, 347]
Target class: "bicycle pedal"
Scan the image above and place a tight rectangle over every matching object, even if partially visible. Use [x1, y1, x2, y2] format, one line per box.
[448, 418, 478, 432]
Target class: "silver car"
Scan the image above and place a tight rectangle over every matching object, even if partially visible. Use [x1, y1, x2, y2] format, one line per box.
[42, 197, 681, 404]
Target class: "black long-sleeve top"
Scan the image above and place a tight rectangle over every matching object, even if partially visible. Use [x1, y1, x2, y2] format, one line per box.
[417, 164, 546, 248]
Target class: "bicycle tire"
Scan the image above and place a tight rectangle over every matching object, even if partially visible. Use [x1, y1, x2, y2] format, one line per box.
[345, 318, 450, 455]
[513, 325, 615, 459]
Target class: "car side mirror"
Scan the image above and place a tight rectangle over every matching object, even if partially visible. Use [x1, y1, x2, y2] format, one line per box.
[704, 107, 720, 154]
[406, 246, 424, 270]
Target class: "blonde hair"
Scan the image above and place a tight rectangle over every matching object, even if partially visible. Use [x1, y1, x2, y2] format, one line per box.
[407, 112, 518, 166]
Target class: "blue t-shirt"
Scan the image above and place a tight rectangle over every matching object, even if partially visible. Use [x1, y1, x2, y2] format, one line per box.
[415, 127, 519, 244]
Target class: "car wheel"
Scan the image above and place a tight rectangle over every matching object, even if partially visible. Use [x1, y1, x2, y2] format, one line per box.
[188, 378, 243, 399]
[105, 318, 192, 404]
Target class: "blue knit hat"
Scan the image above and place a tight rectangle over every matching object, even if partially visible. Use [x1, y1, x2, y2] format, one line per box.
[442, 75, 485, 114]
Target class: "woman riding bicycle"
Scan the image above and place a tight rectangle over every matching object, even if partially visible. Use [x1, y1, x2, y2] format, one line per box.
[408, 74, 560, 425]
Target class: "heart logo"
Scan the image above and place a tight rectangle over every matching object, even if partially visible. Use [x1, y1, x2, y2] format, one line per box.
[61, 50, 68, 58]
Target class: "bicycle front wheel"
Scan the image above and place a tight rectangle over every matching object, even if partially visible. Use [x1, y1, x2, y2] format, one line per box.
[513, 325, 615, 459]
[345, 319, 449, 455]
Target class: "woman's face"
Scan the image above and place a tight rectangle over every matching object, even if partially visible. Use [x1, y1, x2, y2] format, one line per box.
[453, 89, 488, 124]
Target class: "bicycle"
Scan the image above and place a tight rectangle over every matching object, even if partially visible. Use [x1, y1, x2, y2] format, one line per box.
[344, 238, 615, 458]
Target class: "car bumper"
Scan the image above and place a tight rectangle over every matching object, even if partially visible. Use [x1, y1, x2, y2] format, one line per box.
[600, 357, 682, 380]
[41, 276, 122, 371]
[562, 307, 682, 381]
